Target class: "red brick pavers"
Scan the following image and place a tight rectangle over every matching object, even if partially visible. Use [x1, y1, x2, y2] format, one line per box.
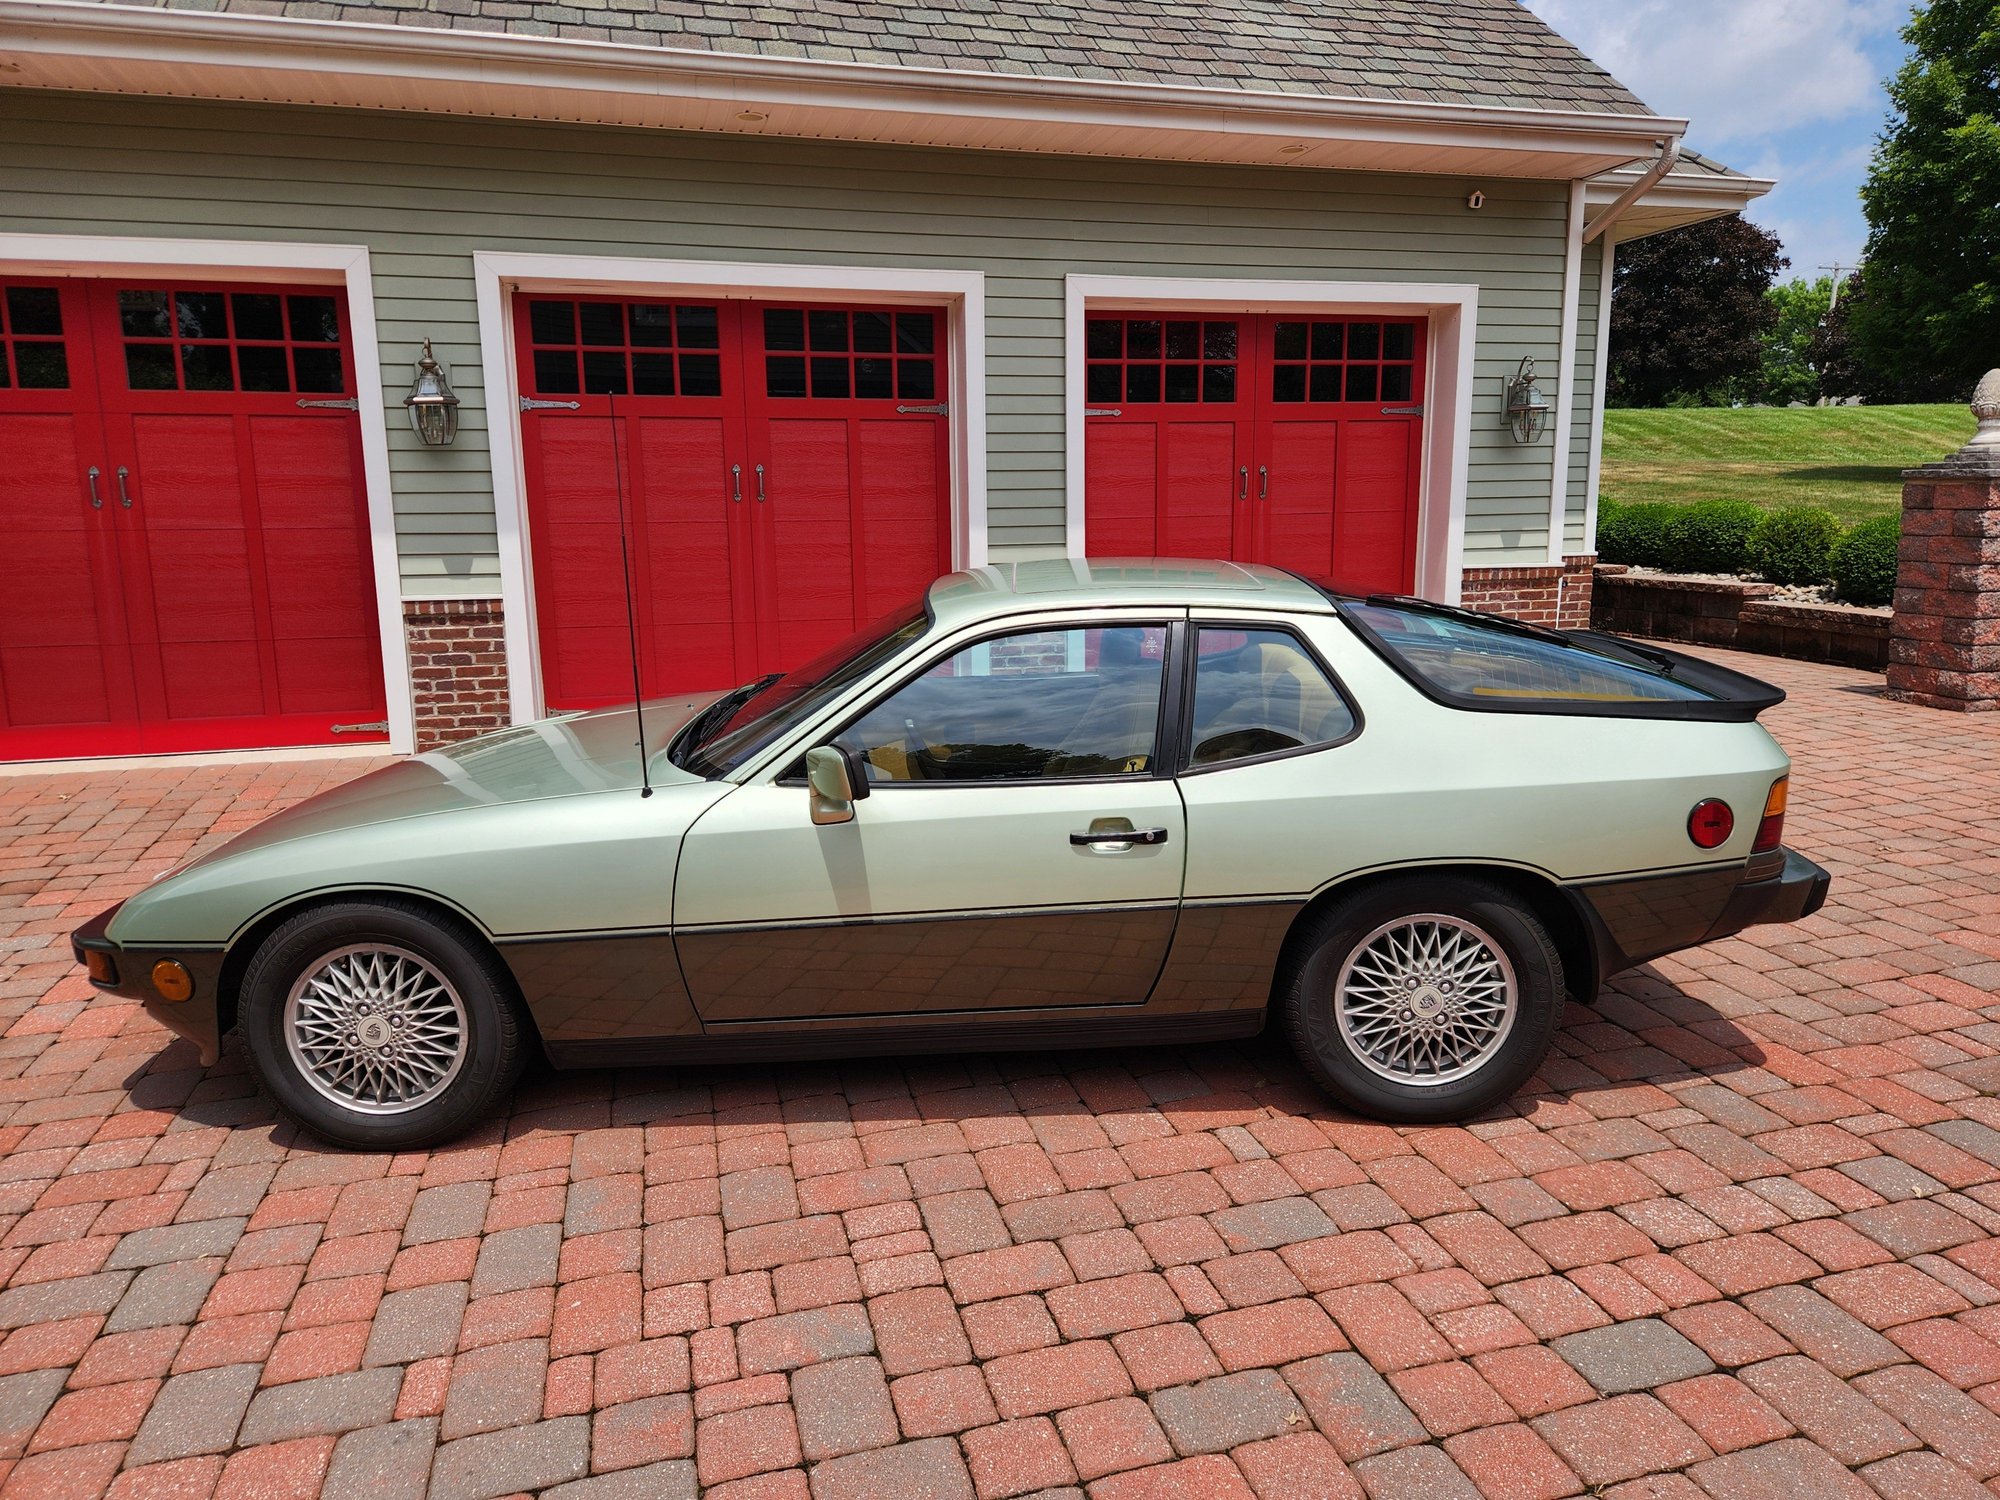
[2, 647, 1999, 1499]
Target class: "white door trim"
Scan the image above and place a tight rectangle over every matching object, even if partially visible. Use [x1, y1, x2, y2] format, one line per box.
[1063, 273, 1479, 604]
[1546, 182, 1587, 564]
[0, 231, 413, 754]
[1584, 234, 1617, 550]
[472, 250, 987, 725]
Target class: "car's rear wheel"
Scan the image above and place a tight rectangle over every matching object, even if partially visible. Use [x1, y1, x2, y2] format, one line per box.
[1279, 876, 1563, 1123]
[240, 899, 527, 1150]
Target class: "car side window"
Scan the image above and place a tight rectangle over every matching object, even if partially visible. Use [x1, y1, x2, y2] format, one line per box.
[836, 624, 1169, 783]
[1186, 627, 1356, 768]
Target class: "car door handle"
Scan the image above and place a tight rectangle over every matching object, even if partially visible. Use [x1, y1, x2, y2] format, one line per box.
[1070, 827, 1169, 847]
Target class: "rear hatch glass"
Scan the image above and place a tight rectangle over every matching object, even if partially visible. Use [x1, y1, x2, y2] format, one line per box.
[1331, 594, 1784, 722]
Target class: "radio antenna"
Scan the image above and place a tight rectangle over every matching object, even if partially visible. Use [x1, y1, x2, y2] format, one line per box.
[604, 388, 652, 798]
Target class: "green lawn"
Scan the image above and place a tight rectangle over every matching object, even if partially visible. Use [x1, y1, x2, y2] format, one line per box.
[1600, 404, 1972, 526]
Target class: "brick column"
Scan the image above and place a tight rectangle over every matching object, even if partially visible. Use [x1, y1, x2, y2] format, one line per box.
[1886, 385, 2000, 712]
[1457, 555, 1596, 629]
[403, 598, 512, 749]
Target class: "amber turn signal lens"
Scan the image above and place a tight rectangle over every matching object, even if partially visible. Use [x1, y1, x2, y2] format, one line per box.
[84, 950, 116, 985]
[1688, 799, 1735, 849]
[150, 960, 194, 1003]
[1752, 776, 1789, 853]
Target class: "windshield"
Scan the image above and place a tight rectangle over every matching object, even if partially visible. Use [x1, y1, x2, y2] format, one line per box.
[670, 602, 931, 778]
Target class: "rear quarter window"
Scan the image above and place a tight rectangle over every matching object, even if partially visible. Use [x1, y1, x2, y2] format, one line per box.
[1340, 600, 1720, 713]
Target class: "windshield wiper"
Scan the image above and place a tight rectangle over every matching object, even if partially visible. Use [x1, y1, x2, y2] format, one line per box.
[680, 673, 781, 753]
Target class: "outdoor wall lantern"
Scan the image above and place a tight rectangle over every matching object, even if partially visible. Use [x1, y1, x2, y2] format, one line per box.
[1505, 355, 1553, 444]
[404, 339, 460, 447]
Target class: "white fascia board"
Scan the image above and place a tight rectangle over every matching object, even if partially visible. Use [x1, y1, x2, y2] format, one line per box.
[0, 0, 1688, 178]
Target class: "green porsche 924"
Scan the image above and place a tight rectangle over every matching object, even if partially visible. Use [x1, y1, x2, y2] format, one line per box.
[74, 560, 1829, 1149]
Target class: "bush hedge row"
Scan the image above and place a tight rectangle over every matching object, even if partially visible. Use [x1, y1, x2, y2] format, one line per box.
[1597, 498, 1901, 605]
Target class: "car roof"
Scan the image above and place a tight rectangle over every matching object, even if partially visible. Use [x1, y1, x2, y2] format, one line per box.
[925, 558, 1330, 627]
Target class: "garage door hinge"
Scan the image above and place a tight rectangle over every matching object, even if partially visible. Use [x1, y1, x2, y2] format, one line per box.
[296, 398, 360, 411]
[896, 402, 949, 415]
[521, 397, 582, 412]
[330, 720, 390, 734]
[1381, 405, 1424, 416]
[1085, 407, 1122, 418]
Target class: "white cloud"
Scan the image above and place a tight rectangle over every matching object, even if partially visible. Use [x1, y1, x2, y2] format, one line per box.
[1524, 0, 1901, 144]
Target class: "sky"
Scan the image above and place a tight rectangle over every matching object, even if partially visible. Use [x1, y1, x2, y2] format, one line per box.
[1523, 0, 1914, 284]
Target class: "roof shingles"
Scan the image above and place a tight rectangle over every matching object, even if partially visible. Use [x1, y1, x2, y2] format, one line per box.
[86, 0, 1659, 115]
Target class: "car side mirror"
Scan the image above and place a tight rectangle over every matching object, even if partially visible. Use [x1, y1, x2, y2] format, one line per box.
[805, 745, 870, 825]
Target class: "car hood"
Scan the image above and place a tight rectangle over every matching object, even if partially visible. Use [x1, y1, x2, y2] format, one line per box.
[175, 694, 724, 871]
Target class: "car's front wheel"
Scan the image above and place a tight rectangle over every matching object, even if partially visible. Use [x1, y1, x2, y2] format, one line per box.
[1279, 876, 1563, 1123]
[239, 899, 528, 1150]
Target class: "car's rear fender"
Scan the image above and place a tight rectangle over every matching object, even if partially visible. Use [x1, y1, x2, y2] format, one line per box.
[1273, 862, 1605, 1010]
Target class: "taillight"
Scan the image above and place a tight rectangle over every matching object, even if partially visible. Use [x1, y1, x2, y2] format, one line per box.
[1753, 777, 1788, 853]
[1688, 799, 1734, 849]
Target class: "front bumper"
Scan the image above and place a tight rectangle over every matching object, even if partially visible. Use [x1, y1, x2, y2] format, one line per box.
[71, 902, 226, 1067]
[1570, 846, 1832, 984]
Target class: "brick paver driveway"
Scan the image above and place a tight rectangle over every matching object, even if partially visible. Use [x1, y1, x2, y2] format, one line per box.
[2, 648, 1999, 1500]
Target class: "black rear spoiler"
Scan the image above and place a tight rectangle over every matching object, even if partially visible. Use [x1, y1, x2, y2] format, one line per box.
[1561, 630, 1787, 721]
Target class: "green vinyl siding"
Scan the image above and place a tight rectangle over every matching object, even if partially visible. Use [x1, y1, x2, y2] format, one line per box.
[0, 89, 1579, 593]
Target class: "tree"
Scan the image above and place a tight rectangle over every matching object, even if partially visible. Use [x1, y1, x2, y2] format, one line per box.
[1812, 273, 1880, 399]
[1609, 215, 1786, 406]
[1855, 0, 2000, 402]
[1756, 276, 1834, 404]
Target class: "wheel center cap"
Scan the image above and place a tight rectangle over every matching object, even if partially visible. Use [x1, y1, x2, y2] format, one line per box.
[356, 1015, 394, 1050]
[1410, 987, 1447, 1018]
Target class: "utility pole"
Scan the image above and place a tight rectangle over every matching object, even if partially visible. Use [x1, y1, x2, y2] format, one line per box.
[1819, 263, 1855, 311]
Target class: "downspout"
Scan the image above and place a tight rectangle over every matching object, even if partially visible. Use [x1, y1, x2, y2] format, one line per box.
[1583, 136, 1682, 244]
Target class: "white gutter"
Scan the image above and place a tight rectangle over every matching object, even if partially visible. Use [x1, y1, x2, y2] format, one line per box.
[0, 0, 1689, 171]
[1584, 137, 1684, 243]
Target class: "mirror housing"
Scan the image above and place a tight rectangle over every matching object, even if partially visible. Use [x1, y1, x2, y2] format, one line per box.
[806, 745, 869, 825]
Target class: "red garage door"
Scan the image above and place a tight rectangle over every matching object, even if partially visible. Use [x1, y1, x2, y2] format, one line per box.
[1085, 313, 1426, 595]
[515, 296, 951, 711]
[0, 280, 388, 761]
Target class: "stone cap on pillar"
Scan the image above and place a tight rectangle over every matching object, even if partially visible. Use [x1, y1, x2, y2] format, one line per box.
[1905, 370, 2000, 477]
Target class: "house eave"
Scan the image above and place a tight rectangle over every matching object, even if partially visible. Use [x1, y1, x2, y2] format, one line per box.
[1584, 169, 1776, 243]
[0, 0, 1689, 180]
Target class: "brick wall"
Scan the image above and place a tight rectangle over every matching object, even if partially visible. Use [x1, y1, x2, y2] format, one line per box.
[1590, 568, 1892, 671]
[1457, 556, 1595, 629]
[1887, 456, 2000, 711]
[404, 598, 511, 750]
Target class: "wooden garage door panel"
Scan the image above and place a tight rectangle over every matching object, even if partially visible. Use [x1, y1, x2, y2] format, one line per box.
[0, 416, 113, 651]
[763, 417, 856, 667]
[636, 414, 746, 695]
[1085, 423, 1159, 555]
[855, 419, 945, 620]
[1261, 420, 1339, 575]
[1331, 419, 1418, 596]
[1158, 422, 1239, 557]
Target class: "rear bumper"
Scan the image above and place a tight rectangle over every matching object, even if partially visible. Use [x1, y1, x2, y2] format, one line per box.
[1569, 846, 1831, 985]
[71, 902, 226, 1067]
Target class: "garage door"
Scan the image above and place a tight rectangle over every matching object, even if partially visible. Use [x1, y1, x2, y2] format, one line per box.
[1085, 313, 1426, 595]
[0, 279, 388, 761]
[515, 296, 951, 711]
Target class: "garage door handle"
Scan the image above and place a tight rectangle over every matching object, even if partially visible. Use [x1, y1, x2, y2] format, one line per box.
[115, 467, 133, 509]
[1070, 827, 1169, 847]
[755, 464, 767, 503]
[731, 464, 742, 503]
[1237, 466, 1248, 501]
[1258, 465, 1269, 501]
[86, 466, 101, 509]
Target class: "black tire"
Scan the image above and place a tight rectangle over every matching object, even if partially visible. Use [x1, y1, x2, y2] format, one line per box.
[239, 898, 528, 1150]
[1278, 876, 1563, 1124]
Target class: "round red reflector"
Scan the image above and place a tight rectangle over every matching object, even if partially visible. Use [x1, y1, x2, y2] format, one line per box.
[1688, 799, 1735, 849]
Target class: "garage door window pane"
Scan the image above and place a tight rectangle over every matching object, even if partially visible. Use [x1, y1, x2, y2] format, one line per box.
[529, 301, 576, 345]
[5, 287, 61, 335]
[13, 343, 67, 389]
[838, 624, 1169, 783]
[1188, 628, 1356, 767]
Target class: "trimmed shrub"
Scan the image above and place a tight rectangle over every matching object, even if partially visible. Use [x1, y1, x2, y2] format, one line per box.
[1747, 506, 1842, 585]
[1662, 499, 1762, 574]
[1596, 501, 1680, 568]
[1829, 514, 1901, 606]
